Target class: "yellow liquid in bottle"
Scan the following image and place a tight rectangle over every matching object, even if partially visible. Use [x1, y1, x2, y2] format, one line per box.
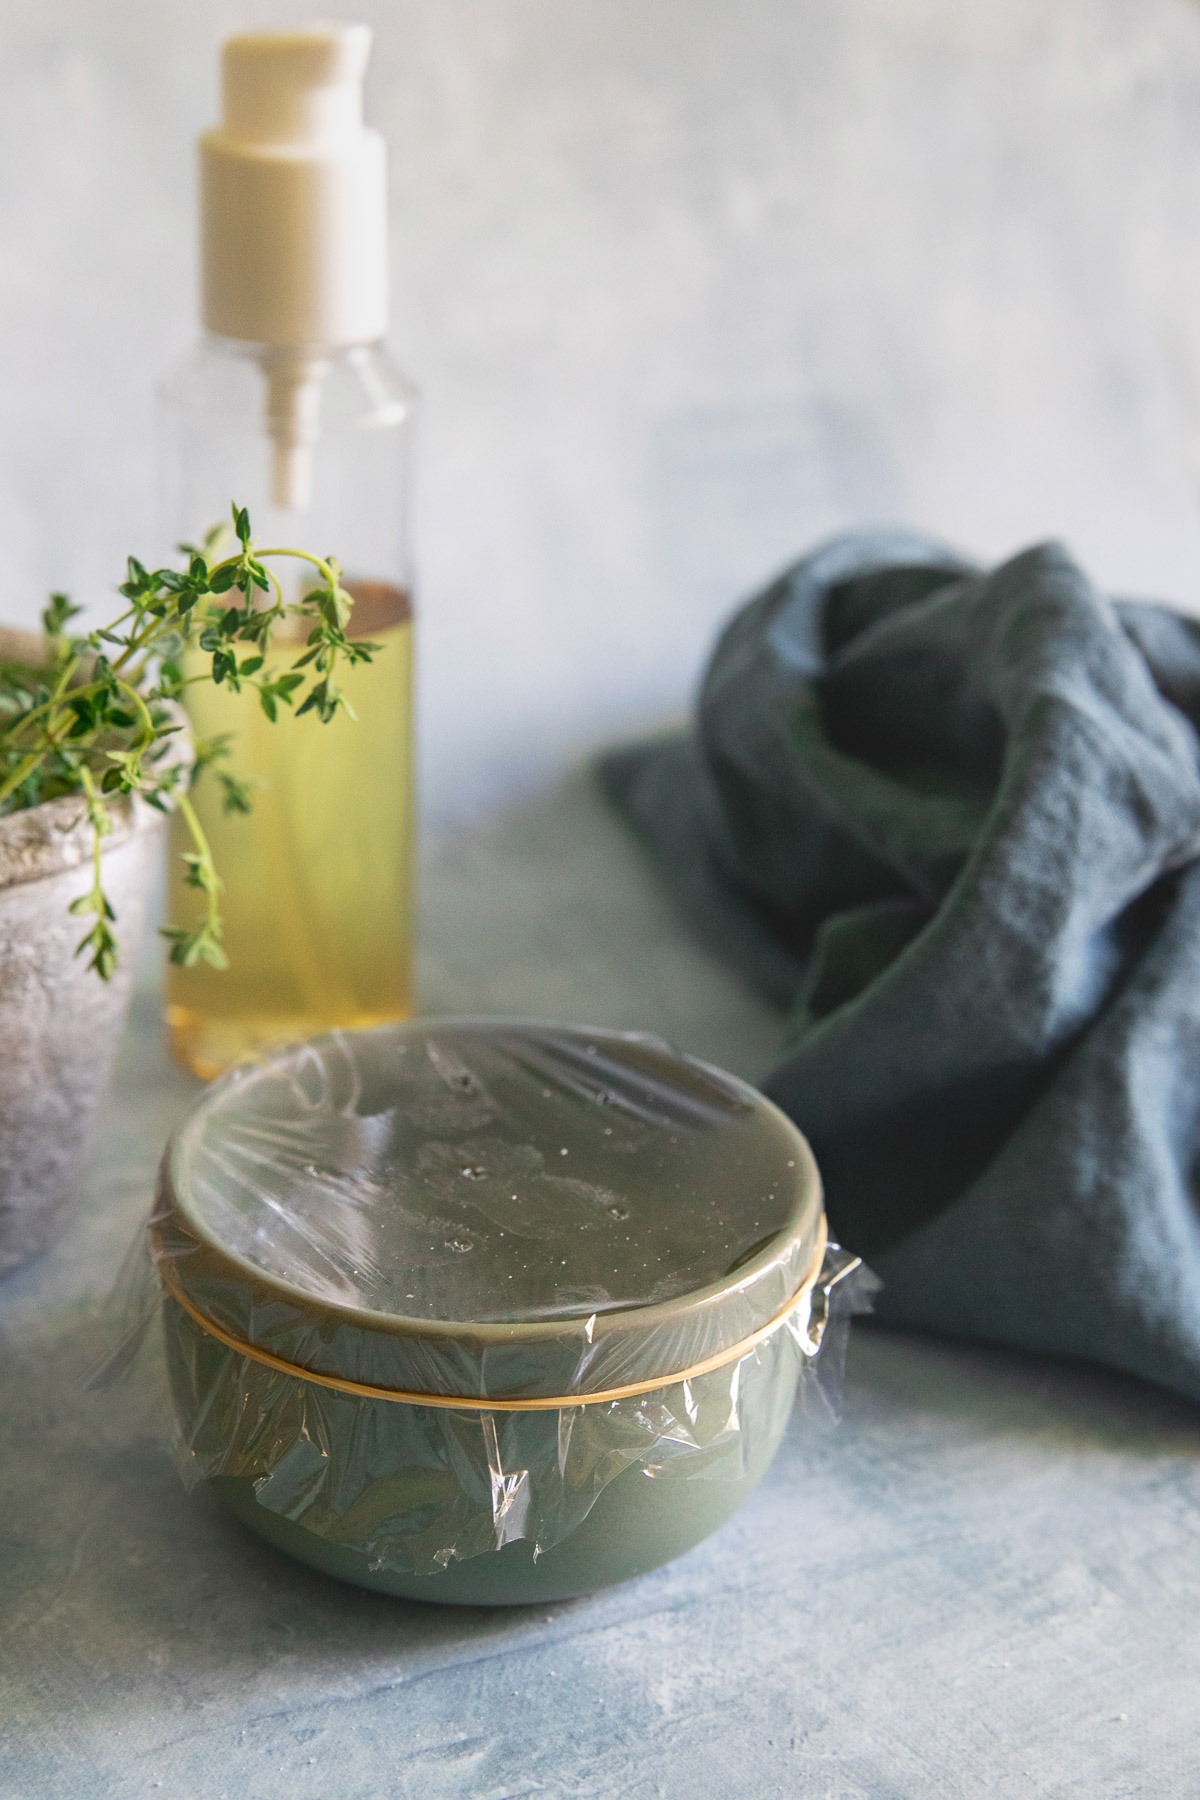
[165, 583, 414, 1079]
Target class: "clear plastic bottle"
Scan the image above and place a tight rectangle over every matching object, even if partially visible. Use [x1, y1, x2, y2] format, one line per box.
[159, 26, 416, 1079]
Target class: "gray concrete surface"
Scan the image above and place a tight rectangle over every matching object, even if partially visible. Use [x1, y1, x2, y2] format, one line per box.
[2, 775, 1198, 1797]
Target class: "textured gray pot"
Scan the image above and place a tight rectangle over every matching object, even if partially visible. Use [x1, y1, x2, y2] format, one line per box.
[0, 627, 180, 1275]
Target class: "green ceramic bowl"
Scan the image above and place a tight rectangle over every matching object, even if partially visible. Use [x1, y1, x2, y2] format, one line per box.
[156, 1018, 826, 1605]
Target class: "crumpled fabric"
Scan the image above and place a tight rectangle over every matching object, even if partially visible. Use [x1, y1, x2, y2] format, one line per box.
[602, 530, 1200, 1404]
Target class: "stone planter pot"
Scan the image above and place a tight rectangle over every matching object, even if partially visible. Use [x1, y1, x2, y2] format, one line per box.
[0, 627, 183, 1276]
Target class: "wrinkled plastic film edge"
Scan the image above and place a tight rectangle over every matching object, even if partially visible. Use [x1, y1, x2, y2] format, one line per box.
[785, 1242, 881, 1426]
[97, 1228, 877, 1577]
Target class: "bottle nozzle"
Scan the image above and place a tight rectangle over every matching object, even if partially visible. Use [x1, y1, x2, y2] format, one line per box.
[221, 25, 370, 147]
[200, 24, 388, 511]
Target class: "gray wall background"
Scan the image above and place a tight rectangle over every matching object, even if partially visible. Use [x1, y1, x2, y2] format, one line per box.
[4, 0, 1200, 825]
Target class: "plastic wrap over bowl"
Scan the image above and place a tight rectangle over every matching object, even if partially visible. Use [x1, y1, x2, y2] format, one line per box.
[149, 1018, 873, 1604]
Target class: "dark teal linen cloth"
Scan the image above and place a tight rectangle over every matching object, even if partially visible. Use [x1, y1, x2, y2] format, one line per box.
[601, 531, 1200, 1403]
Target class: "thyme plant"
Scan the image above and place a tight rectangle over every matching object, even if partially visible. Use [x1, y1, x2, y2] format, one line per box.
[0, 506, 380, 979]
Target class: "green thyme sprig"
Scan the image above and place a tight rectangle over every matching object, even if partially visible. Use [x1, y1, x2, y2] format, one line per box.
[0, 504, 382, 978]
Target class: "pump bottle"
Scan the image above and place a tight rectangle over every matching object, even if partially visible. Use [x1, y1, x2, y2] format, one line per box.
[159, 24, 415, 1078]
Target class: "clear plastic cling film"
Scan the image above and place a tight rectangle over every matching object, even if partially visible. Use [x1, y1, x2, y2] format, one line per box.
[104, 1020, 879, 1577]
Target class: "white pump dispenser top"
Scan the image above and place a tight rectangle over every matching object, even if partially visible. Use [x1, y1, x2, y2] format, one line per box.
[200, 24, 388, 510]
